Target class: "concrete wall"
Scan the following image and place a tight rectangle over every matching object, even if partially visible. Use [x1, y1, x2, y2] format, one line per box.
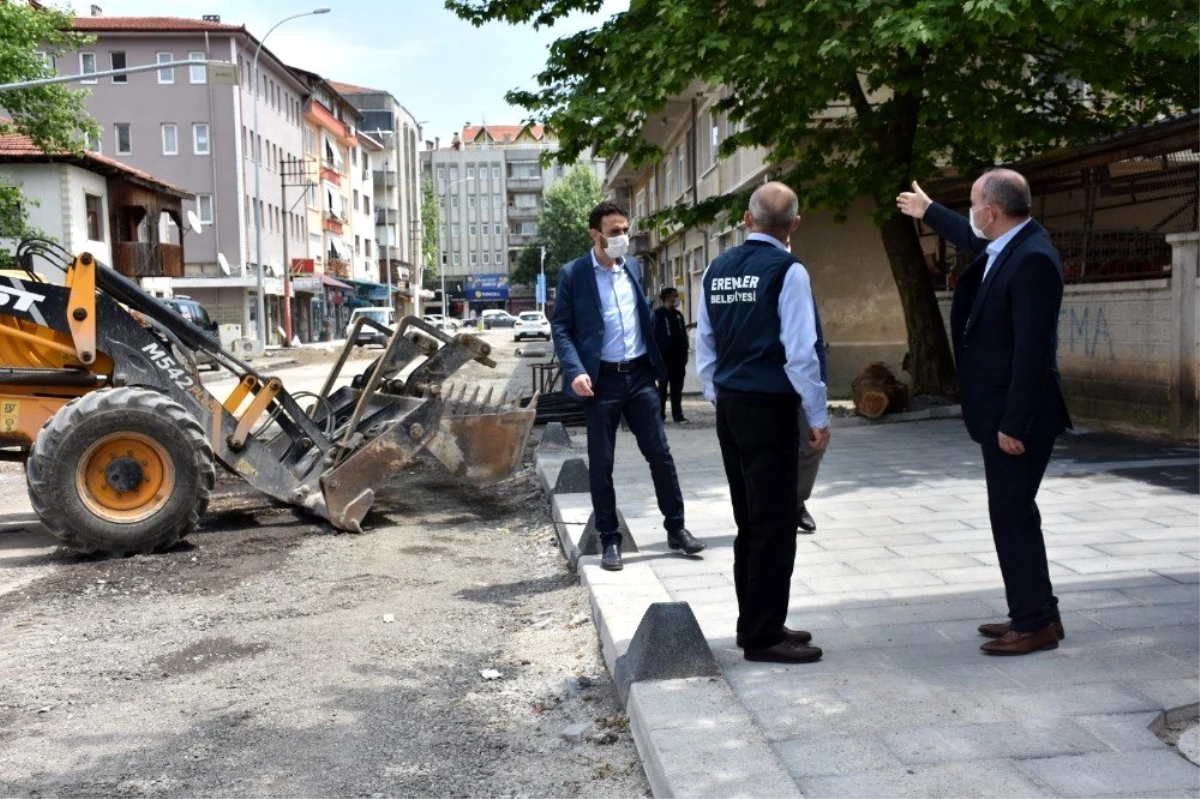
[936, 231, 1198, 437]
[1, 163, 112, 269]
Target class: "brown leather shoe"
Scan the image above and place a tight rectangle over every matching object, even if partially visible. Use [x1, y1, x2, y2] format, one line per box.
[978, 619, 1064, 640]
[736, 626, 813, 648]
[980, 622, 1059, 655]
[744, 640, 823, 663]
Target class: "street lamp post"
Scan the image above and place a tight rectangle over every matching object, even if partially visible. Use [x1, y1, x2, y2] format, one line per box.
[252, 7, 330, 346]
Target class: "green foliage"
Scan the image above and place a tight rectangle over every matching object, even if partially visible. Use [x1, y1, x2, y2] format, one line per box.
[448, 0, 1198, 394]
[420, 177, 440, 285]
[0, 3, 100, 261]
[509, 163, 602, 286]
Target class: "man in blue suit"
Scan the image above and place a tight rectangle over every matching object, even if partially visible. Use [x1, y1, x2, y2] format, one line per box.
[898, 170, 1071, 656]
[551, 201, 707, 571]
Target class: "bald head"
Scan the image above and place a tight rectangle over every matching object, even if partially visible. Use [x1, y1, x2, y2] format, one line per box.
[748, 181, 799, 235]
[976, 169, 1031, 220]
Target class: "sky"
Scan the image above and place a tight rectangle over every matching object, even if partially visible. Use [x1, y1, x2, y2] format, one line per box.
[67, 0, 627, 144]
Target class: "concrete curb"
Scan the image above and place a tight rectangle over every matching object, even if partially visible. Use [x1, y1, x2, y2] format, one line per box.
[535, 449, 801, 798]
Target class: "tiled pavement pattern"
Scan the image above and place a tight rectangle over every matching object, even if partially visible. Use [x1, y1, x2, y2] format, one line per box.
[542, 417, 1199, 797]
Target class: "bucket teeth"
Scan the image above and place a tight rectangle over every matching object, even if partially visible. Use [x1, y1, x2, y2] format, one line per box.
[439, 382, 526, 416]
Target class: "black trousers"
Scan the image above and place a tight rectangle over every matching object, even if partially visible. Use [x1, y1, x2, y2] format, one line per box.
[582, 362, 686, 547]
[981, 435, 1060, 631]
[716, 391, 800, 650]
[657, 356, 687, 421]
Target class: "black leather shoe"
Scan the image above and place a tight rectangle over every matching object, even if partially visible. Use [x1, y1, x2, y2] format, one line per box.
[667, 528, 707, 555]
[736, 626, 813, 648]
[797, 504, 816, 533]
[744, 640, 823, 663]
[600, 543, 623, 571]
[673, 417, 690, 424]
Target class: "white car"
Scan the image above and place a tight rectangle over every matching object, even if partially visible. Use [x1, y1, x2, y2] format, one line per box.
[423, 314, 461, 333]
[345, 307, 395, 347]
[513, 311, 551, 342]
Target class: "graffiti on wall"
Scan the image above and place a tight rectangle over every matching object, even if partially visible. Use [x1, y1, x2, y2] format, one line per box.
[1059, 306, 1115, 361]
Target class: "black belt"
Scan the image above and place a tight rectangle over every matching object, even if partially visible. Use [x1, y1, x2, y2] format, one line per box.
[599, 354, 649, 374]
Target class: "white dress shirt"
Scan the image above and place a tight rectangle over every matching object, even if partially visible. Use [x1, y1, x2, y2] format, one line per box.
[591, 251, 646, 362]
[983, 218, 1032, 279]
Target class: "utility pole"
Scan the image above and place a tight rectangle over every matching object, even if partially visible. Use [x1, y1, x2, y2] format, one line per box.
[280, 156, 313, 345]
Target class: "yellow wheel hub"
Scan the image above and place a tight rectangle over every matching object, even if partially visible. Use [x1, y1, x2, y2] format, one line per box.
[77, 432, 175, 523]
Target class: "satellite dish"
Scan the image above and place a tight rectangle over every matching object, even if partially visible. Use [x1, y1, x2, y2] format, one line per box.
[217, 253, 231, 275]
[186, 210, 203, 236]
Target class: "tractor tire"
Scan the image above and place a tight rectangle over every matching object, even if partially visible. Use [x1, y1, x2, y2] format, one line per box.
[26, 387, 215, 556]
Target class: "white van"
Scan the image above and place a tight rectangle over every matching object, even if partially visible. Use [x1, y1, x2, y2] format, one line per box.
[345, 307, 395, 347]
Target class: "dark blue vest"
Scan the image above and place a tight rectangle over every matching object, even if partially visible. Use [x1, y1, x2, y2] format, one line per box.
[704, 240, 797, 395]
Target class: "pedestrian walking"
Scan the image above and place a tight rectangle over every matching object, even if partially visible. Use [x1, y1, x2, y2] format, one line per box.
[652, 286, 691, 424]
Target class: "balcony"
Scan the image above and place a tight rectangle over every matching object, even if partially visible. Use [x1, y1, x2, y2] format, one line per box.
[506, 175, 542, 190]
[327, 258, 351, 279]
[374, 168, 397, 188]
[375, 208, 399, 225]
[507, 232, 538, 247]
[113, 241, 184, 279]
[507, 204, 540, 220]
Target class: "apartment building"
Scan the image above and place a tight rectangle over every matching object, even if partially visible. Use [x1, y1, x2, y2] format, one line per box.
[329, 83, 425, 316]
[605, 85, 907, 394]
[66, 12, 309, 341]
[420, 124, 604, 317]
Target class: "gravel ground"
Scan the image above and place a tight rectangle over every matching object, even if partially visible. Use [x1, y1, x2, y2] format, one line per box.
[0, 334, 649, 798]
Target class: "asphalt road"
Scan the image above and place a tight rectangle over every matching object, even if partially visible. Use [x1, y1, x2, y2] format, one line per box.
[0, 330, 647, 797]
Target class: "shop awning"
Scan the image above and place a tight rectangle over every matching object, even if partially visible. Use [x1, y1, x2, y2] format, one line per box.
[343, 279, 390, 302]
[322, 274, 352, 290]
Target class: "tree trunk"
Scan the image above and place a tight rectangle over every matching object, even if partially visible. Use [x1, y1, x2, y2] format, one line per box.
[851, 362, 910, 418]
[877, 208, 959, 398]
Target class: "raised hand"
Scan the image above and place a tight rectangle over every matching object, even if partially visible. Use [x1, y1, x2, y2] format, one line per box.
[896, 181, 933, 219]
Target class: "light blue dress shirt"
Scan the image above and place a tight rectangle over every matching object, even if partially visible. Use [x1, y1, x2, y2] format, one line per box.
[591, 251, 647, 362]
[983, 218, 1032, 279]
[696, 232, 828, 428]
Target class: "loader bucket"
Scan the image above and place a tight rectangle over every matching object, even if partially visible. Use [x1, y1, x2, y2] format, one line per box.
[424, 388, 538, 486]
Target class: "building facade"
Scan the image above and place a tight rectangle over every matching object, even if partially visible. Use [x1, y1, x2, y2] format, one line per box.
[420, 124, 605, 318]
[329, 82, 425, 316]
[65, 12, 311, 342]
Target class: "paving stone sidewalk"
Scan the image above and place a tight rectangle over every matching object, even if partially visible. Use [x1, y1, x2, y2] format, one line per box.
[541, 415, 1200, 798]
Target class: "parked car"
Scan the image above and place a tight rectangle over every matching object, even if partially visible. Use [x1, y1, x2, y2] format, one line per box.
[162, 295, 219, 369]
[344, 307, 395, 347]
[423, 314, 461, 333]
[480, 309, 518, 329]
[513, 311, 551, 342]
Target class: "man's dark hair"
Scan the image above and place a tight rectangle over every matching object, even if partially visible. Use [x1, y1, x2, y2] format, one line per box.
[589, 201, 628, 232]
[981, 171, 1032, 218]
[659, 286, 678, 302]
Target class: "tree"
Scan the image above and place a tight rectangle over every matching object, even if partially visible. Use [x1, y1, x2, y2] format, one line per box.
[509, 163, 601, 286]
[420, 177, 440, 286]
[0, 3, 100, 264]
[448, 0, 1198, 396]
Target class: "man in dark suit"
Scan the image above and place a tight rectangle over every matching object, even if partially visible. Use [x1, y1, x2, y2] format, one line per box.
[652, 286, 691, 424]
[551, 201, 707, 571]
[898, 169, 1071, 656]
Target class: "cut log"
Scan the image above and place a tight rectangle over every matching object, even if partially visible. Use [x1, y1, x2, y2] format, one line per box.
[851, 363, 910, 418]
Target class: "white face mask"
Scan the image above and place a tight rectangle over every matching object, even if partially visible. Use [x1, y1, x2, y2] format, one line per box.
[969, 206, 990, 240]
[602, 234, 629, 260]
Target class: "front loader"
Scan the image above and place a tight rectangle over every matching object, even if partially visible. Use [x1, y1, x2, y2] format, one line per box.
[0, 239, 537, 556]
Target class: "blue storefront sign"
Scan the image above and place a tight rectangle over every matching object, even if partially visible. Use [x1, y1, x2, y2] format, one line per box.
[465, 273, 510, 301]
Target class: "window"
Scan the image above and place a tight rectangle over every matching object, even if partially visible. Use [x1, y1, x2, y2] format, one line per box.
[355, 235, 361, 255]
[114, 123, 131, 155]
[353, 190, 360, 212]
[494, 224, 502, 235]
[436, 167, 445, 181]
[449, 167, 459, 182]
[466, 167, 475, 180]
[451, 196, 459, 209]
[468, 196, 475, 209]
[709, 111, 721, 166]
[469, 253, 478, 265]
[189, 51, 206, 84]
[110, 51, 127, 83]
[492, 196, 502, 208]
[35, 51, 56, 74]
[193, 123, 210, 155]
[85, 194, 103, 241]
[451, 224, 460, 237]
[676, 144, 687, 193]
[492, 166, 500, 179]
[161, 124, 178, 155]
[468, 224, 476, 236]
[482, 252, 490, 265]
[197, 194, 213, 225]
[80, 53, 97, 83]
[495, 251, 503, 264]
[452, 252, 461, 267]
[304, 127, 315, 155]
[365, 240, 372, 257]
[157, 51, 174, 84]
